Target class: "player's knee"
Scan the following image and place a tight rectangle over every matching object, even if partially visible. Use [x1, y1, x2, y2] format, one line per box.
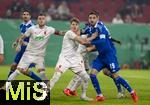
[90, 69, 98, 75]
[112, 73, 119, 78]
[53, 71, 62, 80]
[103, 69, 111, 76]
[11, 64, 17, 70]
[37, 69, 45, 73]
[17, 67, 27, 75]
[82, 74, 90, 82]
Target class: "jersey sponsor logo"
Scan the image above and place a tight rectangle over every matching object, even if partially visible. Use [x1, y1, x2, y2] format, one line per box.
[34, 36, 45, 41]
[99, 34, 106, 39]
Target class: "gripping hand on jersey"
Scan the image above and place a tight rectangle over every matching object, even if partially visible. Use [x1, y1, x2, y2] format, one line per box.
[12, 41, 18, 48]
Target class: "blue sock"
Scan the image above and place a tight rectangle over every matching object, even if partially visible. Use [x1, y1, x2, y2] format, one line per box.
[115, 76, 133, 93]
[113, 78, 122, 93]
[28, 71, 42, 81]
[90, 74, 102, 95]
[106, 73, 122, 93]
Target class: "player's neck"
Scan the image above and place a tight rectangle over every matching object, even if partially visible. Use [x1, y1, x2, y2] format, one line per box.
[24, 20, 30, 24]
[39, 25, 45, 29]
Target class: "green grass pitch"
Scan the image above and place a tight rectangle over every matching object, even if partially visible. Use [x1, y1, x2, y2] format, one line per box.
[0, 66, 150, 105]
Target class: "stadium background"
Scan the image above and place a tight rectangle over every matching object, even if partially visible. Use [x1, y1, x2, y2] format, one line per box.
[0, 0, 150, 105]
[0, 0, 150, 69]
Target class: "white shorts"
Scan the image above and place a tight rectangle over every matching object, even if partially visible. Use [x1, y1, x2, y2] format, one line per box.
[17, 52, 45, 70]
[55, 54, 86, 74]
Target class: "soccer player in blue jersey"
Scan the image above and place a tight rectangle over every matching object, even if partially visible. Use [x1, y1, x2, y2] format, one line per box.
[84, 11, 138, 102]
[63, 23, 124, 98]
[7, 9, 42, 81]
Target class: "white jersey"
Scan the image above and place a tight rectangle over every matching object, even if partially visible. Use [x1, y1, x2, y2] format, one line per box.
[0, 35, 4, 54]
[24, 25, 55, 56]
[77, 35, 87, 56]
[60, 30, 80, 57]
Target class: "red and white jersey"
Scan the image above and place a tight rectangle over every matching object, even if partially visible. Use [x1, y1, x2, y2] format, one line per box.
[60, 30, 80, 58]
[24, 25, 55, 56]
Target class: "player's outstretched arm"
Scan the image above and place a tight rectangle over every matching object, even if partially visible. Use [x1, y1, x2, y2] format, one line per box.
[74, 36, 90, 45]
[81, 45, 96, 54]
[54, 30, 66, 36]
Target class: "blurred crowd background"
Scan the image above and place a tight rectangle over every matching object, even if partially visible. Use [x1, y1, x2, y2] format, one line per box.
[0, 0, 149, 69]
[0, 0, 150, 23]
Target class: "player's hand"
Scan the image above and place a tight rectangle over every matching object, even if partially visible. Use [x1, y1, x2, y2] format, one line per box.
[12, 41, 18, 48]
[15, 44, 21, 52]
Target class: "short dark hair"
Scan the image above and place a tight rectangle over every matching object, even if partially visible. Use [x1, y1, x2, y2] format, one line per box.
[21, 9, 31, 15]
[38, 13, 46, 17]
[70, 17, 80, 24]
[88, 10, 99, 17]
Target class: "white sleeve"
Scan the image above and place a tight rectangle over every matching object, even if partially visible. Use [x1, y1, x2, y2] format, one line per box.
[48, 27, 55, 35]
[66, 31, 77, 40]
[0, 35, 4, 54]
[24, 27, 32, 37]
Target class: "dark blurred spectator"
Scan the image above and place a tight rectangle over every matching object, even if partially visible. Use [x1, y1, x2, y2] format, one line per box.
[57, 1, 72, 20]
[5, 9, 12, 18]
[112, 13, 124, 24]
[47, 3, 59, 20]
[120, 4, 132, 17]
[21, 0, 33, 12]
[36, 1, 46, 13]
[46, 13, 52, 22]
[10, 0, 21, 12]
[124, 15, 133, 23]
[131, 3, 143, 18]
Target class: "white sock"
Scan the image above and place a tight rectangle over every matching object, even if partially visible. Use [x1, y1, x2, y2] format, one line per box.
[39, 71, 48, 80]
[8, 70, 20, 81]
[70, 78, 82, 91]
[67, 74, 82, 91]
[6, 70, 20, 91]
[80, 73, 89, 97]
[50, 72, 61, 91]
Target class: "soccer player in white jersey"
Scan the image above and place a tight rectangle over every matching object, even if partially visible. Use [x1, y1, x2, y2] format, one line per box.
[0, 35, 4, 64]
[63, 34, 90, 96]
[6, 13, 63, 91]
[50, 18, 93, 101]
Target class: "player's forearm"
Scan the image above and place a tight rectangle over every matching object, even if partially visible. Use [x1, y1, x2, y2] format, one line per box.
[54, 31, 66, 36]
[86, 45, 96, 52]
[74, 36, 89, 45]
[87, 32, 98, 41]
[18, 35, 26, 45]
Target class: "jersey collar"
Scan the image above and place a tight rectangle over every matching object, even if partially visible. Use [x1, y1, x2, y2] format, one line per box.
[22, 20, 32, 26]
[94, 21, 99, 28]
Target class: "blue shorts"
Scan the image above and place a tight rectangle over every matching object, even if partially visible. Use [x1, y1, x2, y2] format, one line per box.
[14, 45, 35, 68]
[92, 54, 120, 73]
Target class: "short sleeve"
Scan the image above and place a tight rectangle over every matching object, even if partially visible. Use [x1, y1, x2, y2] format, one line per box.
[24, 27, 33, 37]
[0, 35, 4, 54]
[48, 27, 55, 35]
[66, 31, 77, 40]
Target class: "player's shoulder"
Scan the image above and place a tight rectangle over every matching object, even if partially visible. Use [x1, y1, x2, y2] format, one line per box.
[46, 25, 55, 30]
[65, 30, 75, 35]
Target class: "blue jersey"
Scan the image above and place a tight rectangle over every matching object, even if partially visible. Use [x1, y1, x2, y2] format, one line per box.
[13, 20, 34, 64]
[19, 20, 34, 43]
[87, 21, 116, 55]
[88, 21, 120, 73]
